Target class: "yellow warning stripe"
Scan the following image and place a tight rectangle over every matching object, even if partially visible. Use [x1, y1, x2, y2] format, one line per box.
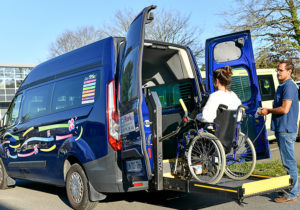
[250, 174, 273, 179]
[243, 175, 290, 196]
[194, 184, 238, 193]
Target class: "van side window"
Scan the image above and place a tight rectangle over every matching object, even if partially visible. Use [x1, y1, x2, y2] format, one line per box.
[120, 49, 138, 102]
[5, 94, 22, 126]
[257, 75, 275, 101]
[228, 67, 251, 102]
[52, 76, 82, 111]
[21, 84, 52, 122]
[52, 73, 98, 112]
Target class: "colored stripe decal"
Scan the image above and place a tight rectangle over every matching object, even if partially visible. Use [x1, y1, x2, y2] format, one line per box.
[83, 82, 96, 87]
[40, 145, 56, 152]
[56, 134, 73, 141]
[84, 79, 96, 84]
[83, 86, 95, 91]
[9, 144, 21, 148]
[4, 132, 19, 140]
[82, 93, 95, 97]
[82, 89, 95, 94]
[82, 96, 94, 101]
[1, 141, 10, 145]
[23, 137, 54, 146]
[23, 127, 34, 137]
[38, 124, 68, 132]
[194, 184, 238, 193]
[82, 100, 94, 104]
[75, 126, 83, 141]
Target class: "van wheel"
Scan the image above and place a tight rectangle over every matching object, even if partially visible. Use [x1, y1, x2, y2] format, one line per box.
[66, 163, 97, 210]
[0, 158, 8, 189]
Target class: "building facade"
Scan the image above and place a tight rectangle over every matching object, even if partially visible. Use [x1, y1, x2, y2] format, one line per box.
[0, 63, 35, 117]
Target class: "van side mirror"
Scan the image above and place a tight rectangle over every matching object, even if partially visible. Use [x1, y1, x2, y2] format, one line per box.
[1, 113, 7, 128]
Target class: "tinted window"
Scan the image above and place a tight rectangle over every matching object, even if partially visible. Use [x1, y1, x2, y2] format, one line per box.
[21, 84, 52, 122]
[5, 94, 22, 126]
[120, 48, 138, 103]
[228, 68, 251, 102]
[257, 75, 275, 101]
[214, 41, 242, 63]
[52, 72, 99, 112]
[148, 81, 195, 111]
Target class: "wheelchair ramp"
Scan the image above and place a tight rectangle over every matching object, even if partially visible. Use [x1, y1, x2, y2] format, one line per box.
[162, 173, 292, 203]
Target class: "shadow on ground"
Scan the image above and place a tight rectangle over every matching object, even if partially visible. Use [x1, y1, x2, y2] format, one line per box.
[3, 180, 235, 210]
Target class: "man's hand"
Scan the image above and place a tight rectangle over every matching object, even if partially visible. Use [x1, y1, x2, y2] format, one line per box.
[258, 107, 269, 116]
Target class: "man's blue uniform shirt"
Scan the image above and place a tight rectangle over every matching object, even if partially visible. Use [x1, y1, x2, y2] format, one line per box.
[271, 78, 299, 133]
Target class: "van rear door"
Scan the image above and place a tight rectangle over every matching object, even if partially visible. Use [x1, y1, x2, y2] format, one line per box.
[205, 30, 270, 159]
[118, 5, 156, 190]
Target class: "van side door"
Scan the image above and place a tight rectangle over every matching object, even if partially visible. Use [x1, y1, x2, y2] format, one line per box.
[118, 6, 156, 189]
[205, 30, 270, 159]
[0, 94, 23, 177]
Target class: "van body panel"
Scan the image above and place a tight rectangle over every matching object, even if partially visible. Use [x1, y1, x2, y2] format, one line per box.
[205, 30, 271, 159]
[0, 37, 120, 189]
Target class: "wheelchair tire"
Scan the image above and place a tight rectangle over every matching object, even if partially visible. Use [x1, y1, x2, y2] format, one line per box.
[225, 133, 256, 180]
[187, 133, 226, 184]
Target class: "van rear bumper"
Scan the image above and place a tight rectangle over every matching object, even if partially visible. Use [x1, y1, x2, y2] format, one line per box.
[83, 151, 126, 193]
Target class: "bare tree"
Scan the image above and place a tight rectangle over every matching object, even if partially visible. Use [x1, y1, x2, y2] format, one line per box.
[221, 0, 300, 64]
[49, 26, 105, 58]
[49, 9, 203, 63]
[104, 8, 204, 62]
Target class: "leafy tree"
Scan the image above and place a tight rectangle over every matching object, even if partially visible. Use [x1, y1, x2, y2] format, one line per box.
[221, 0, 300, 65]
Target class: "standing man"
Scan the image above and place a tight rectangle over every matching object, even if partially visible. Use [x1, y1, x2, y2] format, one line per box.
[259, 60, 299, 203]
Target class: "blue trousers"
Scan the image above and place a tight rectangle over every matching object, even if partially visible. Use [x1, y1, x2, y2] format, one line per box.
[275, 132, 299, 199]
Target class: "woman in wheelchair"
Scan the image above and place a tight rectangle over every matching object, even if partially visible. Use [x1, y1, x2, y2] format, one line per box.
[185, 66, 256, 184]
[200, 66, 241, 123]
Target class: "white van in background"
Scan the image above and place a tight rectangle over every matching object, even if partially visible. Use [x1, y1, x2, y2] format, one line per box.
[201, 68, 299, 141]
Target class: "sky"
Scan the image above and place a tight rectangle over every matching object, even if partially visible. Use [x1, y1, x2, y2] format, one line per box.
[0, 0, 236, 65]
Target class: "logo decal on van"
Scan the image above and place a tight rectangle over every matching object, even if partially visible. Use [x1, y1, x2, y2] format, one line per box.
[1, 118, 84, 159]
[120, 112, 135, 135]
[82, 74, 97, 104]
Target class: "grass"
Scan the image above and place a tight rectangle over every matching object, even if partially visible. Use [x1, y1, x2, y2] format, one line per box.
[252, 160, 300, 177]
[228, 160, 300, 177]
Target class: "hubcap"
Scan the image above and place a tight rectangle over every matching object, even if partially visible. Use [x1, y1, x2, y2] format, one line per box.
[69, 172, 83, 203]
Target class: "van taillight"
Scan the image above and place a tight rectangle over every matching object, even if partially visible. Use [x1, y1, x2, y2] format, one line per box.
[106, 79, 122, 151]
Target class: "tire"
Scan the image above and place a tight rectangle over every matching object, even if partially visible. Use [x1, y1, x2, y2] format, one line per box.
[66, 163, 97, 210]
[225, 133, 256, 180]
[187, 133, 226, 184]
[0, 158, 8, 189]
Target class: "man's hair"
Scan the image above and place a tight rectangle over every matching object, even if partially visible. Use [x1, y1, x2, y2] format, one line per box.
[279, 60, 294, 73]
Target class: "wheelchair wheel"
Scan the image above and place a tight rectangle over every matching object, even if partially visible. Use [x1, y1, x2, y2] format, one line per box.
[225, 133, 256, 180]
[187, 133, 226, 184]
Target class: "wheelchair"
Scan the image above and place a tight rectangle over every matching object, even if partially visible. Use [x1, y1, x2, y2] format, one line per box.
[171, 100, 256, 184]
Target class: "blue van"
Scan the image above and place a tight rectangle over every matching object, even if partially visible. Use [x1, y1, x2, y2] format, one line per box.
[0, 5, 290, 210]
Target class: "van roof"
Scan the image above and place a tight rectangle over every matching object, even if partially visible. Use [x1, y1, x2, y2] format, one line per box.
[19, 36, 116, 92]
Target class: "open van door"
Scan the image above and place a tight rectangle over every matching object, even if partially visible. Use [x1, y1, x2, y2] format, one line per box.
[118, 5, 156, 190]
[205, 30, 270, 159]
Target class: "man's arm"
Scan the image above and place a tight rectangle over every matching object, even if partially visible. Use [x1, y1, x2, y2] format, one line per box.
[259, 100, 292, 116]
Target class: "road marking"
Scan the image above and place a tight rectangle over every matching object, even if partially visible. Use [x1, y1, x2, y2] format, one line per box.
[270, 148, 278, 151]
